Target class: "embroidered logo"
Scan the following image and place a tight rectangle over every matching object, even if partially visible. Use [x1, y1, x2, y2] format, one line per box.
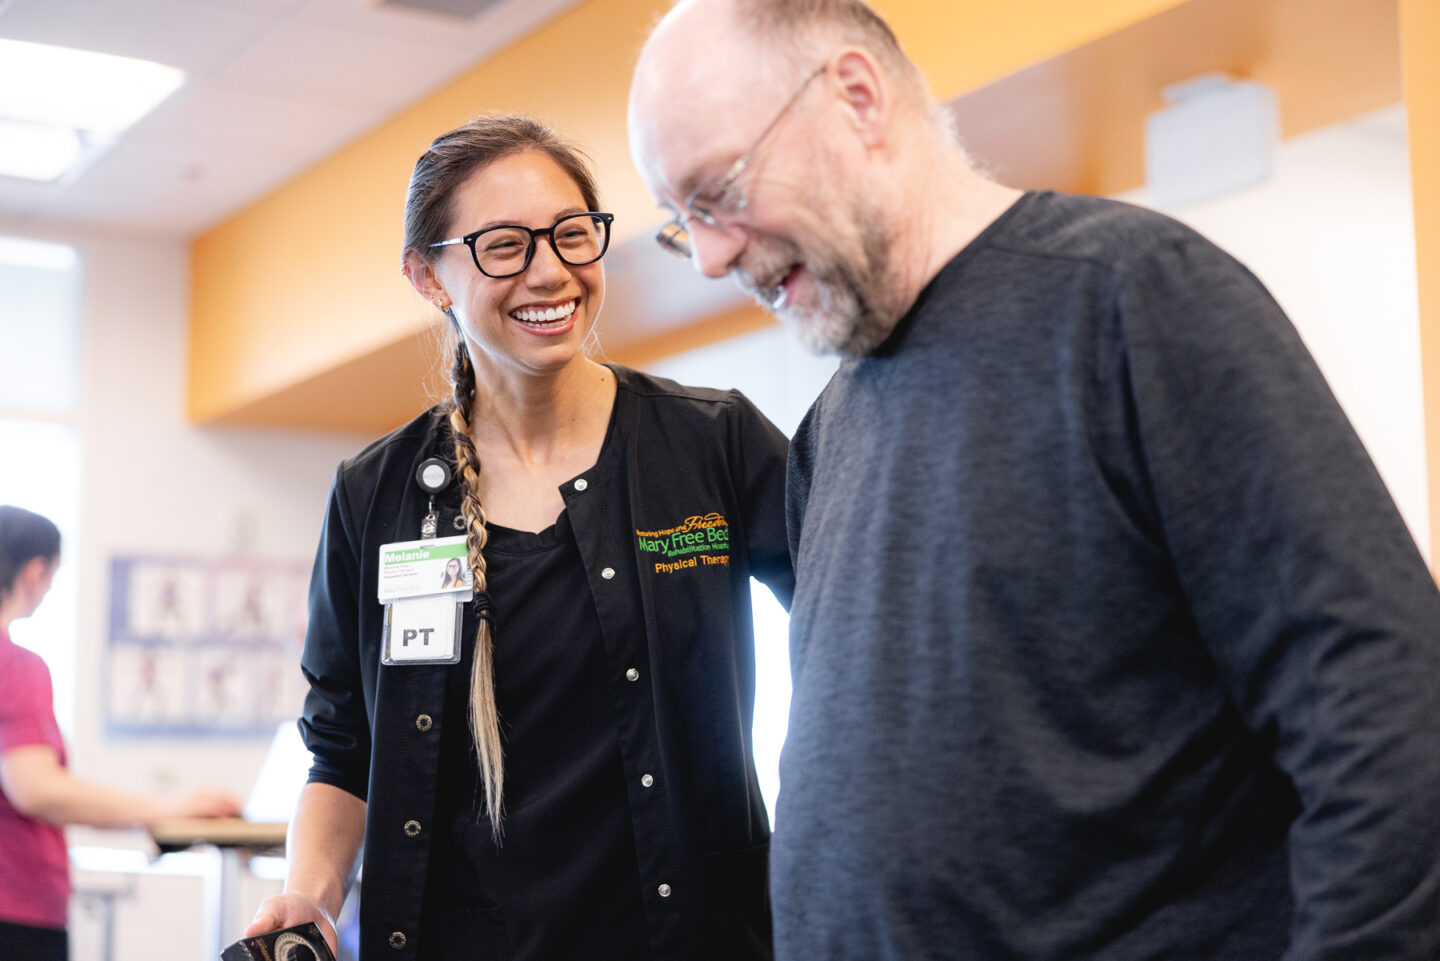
[635, 513, 730, 574]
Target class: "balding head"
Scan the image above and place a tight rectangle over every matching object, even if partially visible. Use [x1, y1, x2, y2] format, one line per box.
[628, 0, 962, 356]
[629, 0, 931, 214]
[632, 0, 783, 206]
[636, 0, 927, 95]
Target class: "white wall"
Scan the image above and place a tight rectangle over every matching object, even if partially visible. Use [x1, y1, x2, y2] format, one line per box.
[65, 228, 372, 796]
[0, 215, 373, 960]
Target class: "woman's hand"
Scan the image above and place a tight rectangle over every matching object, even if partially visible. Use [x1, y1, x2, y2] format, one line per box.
[244, 782, 365, 959]
[1, 745, 243, 828]
[245, 892, 339, 957]
[161, 786, 243, 820]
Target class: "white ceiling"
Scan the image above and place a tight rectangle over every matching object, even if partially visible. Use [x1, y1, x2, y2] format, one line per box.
[0, 0, 583, 238]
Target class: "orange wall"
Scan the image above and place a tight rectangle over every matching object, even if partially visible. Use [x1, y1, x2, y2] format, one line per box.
[187, 0, 1192, 423]
[1399, 0, 1440, 573]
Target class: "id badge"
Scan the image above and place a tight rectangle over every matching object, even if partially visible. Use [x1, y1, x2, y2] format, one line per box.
[378, 535, 472, 666]
[382, 593, 464, 665]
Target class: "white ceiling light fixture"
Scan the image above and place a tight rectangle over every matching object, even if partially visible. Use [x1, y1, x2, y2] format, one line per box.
[0, 118, 83, 182]
[0, 38, 184, 183]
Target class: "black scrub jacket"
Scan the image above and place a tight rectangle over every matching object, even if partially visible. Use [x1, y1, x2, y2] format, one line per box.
[299, 365, 794, 960]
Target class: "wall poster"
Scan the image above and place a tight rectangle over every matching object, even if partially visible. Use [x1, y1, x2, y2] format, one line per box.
[105, 554, 311, 737]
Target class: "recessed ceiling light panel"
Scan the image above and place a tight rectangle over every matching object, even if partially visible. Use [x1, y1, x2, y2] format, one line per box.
[0, 38, 185, 134]
[0, 118, 82, 182]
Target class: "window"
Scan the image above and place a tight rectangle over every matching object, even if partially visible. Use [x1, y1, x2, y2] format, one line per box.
[0, 235, 83, 732]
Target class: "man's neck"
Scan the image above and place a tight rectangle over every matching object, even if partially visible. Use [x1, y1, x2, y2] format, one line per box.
[890, 147, 1025, 323]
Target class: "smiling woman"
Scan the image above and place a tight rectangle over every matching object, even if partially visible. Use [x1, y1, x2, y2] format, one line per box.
[245, 115, 795, 961]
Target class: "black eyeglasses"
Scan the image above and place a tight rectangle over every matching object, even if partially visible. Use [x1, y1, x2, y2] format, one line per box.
[655, 65, 825, 260]
[430, 212, 614, 278]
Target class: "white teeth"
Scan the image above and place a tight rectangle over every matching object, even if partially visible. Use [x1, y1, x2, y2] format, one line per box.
[512, 301, 576, 324]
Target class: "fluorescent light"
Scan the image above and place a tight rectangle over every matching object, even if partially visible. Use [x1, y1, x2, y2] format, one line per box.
[0, 235, 78, 271]
[0, 38, 185, 134]
[0, 118, 82, 182]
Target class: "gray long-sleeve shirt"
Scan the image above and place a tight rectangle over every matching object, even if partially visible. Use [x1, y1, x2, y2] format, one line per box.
[776, 191, 1440, 961]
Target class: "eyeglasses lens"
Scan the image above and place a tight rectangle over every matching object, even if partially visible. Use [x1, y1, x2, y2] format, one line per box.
[474, 227, 531, 276]
[552, 214, 608, 265]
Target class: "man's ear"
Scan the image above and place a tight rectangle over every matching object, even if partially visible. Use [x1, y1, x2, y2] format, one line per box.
[830, 47, 890, 149]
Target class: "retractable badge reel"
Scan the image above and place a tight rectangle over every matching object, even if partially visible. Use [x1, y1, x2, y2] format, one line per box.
[377, 457, 471, 666]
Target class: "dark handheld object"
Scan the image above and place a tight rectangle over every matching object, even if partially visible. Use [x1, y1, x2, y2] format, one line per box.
[221, 923, 336, 961]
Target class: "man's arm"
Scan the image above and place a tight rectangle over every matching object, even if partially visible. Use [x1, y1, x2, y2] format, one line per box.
[1121, 234, 1440, 958]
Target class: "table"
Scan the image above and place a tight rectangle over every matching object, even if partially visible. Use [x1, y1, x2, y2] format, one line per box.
[149, 817, 289, 958]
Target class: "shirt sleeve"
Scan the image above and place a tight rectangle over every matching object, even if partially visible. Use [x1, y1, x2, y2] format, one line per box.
[1119, 236, 1440, 959]
[298, 465, 374, 801]
[0, 649, 56, 753]
[727, 388, 795, 611]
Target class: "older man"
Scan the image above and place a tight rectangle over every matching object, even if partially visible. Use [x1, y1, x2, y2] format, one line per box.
[629, 2, 1440, 960]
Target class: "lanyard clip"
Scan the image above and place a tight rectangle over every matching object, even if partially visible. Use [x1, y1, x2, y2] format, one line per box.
[415, 457, 452, 541]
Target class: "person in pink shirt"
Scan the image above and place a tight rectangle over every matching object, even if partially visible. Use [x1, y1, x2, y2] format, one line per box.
[0, 505, 242, 960]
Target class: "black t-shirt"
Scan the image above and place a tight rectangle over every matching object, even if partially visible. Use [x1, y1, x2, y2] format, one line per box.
[421, 511, 650, 960]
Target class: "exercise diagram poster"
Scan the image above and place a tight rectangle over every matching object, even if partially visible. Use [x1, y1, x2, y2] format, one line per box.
[105, 555, 311, 737]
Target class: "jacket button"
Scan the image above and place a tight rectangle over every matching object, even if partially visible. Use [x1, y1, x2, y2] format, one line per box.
[389, 931, 407, 949]
[574, 478, 588, 491]
[641, 774, 654, 788]
[415, 714, 432, 732]
[625, 667, 639, 682]
[658, 883, 672, 898]
[403, 820, 421, 837]
[601, 567, 615, 580]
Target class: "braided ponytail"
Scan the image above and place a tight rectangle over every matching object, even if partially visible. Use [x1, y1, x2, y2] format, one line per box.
[447, 340, 506, 840]
[402, 114, 605, 841]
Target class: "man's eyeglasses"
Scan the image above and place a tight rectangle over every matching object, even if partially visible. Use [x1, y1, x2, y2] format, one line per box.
[431, 212, 615, 278]
[655, 65, 826, 260]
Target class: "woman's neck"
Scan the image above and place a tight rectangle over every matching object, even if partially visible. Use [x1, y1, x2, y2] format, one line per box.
[467, 356, 615, 464]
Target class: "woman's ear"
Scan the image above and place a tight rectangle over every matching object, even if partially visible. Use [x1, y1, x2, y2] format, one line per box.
[16, 556, 54, 607]
[402, 251, 451, 312]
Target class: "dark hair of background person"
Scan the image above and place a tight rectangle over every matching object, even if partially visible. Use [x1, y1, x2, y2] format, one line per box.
[0, 506, 60, 603]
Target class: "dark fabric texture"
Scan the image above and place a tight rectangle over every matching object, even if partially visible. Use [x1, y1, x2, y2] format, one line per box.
[300, 365, 793, 961]
[423, 514, 650, 960]
[777, 190, 1440, 961]
[0, 918, 67, 961]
